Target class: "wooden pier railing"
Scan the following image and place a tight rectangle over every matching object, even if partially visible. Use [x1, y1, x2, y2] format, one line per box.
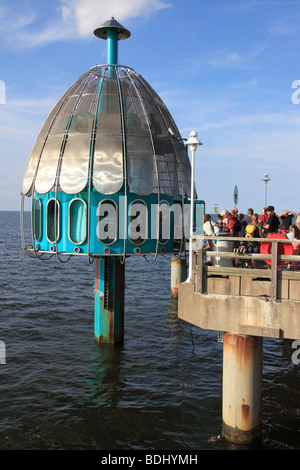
[178, 235, 300, 339]
[191, 235, 300, 301]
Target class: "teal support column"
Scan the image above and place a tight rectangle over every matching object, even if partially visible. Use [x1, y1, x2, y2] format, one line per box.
[93, 18, 131, 67]
[94, 257, 125, 344]
[107, 28, 118, 65]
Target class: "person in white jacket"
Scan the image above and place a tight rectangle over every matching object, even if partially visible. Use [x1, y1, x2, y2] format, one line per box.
[203, 214, 214, 237]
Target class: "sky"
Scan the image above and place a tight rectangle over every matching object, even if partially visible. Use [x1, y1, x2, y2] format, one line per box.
[0, 0, 299, 215]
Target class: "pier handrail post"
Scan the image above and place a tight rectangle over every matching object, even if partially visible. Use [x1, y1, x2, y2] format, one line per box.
[271, 240, 278, 301]
[191, 238, 196, 273]
[197, 246, 203, 292]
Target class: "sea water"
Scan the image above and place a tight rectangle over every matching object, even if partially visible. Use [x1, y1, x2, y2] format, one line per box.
[0, 211, 299, 450]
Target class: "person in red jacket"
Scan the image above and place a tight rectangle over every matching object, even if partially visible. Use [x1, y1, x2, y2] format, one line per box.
[225, 209, 239, 237]
[258, 207, 268, 237]
[259, 207, 268, 224]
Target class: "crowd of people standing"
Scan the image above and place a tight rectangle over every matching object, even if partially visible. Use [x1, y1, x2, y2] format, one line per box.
[203, 206, 300, 269]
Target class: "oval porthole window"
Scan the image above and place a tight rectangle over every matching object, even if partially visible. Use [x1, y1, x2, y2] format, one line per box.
[34, 198, 42, 242]
[97, 200, 118, 245]
[46, 198, 60, 243]
[69, 198, 87, 244]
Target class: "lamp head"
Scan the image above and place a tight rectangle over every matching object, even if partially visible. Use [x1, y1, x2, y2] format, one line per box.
[185, 131, 203, 151]
[262, 173, 270, 183]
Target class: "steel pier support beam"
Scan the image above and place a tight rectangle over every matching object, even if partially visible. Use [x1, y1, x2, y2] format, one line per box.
[222, 332, 262, 444]
[170, 257, 187, 297]
[94, 257, 125, 344]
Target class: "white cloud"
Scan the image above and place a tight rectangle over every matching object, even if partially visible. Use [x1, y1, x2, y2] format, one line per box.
[61, 0, 171, 37]
[268, 18, 300, 37]
[208, 52, 242, 68]
[0, 0, 171, 49]
[0, 4, 69, 49]
[229, 79, 258, 89]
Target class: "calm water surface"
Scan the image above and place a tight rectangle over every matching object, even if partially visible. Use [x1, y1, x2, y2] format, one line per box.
[0, 211, 299, 450]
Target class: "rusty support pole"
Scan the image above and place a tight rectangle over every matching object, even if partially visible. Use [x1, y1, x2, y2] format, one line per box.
[171, 257, 187, 297]
[222, 332, 262, 444]
[94, 257, 125, 344]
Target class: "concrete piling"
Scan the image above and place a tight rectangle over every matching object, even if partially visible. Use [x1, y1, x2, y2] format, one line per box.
[171, 257, 187, 297]
[178, 235, 300, 444]
[222, 332, 263, 444]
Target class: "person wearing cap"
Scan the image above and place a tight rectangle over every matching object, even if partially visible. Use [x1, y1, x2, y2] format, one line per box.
[262, 205, 280, 235]
[220, 210, 229, 228]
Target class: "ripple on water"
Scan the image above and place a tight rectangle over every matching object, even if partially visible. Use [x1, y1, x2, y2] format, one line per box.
[0, 212, 299, 449]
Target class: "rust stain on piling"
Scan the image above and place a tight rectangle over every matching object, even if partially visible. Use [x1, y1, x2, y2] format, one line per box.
[241, 400, 250, 422]
[109, 310, 115, 343]
[223, 333, 259, 367]
[95, 258, 100, 291]
[171, 287, 179, 296]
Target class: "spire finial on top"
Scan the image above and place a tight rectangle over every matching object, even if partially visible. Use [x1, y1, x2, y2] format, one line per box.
[93, 17, 131, 41]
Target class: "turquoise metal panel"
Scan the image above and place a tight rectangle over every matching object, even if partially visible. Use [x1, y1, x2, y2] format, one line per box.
[32, 189, 187, 257]
[27, 193, 189, 259]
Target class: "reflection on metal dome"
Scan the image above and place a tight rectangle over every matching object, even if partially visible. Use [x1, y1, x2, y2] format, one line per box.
[21, 65, 191, 198]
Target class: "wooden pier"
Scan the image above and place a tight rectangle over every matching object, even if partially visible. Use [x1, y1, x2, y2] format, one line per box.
[178, 235, 300, 443]
[179, 235, 300, 339]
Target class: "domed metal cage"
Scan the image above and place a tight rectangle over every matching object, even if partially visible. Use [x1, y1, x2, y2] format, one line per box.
[21, 65, 191, 198]
[20, 20, 200, 263]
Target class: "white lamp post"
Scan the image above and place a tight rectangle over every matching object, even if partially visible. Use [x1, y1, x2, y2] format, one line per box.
[262, 173, 270, 207]
[185, 131, 203, 282]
